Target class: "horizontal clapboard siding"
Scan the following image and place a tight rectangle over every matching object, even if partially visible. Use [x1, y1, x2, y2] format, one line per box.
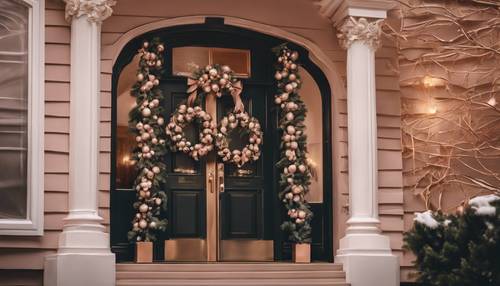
[0, 1, 405, 281]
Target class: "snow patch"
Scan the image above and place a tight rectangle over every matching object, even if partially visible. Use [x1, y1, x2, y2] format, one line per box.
[414, 210, 439, 229]
[469, 194, 499, 216]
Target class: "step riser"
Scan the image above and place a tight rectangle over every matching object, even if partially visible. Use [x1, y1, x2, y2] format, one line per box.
[117, 280, 349, 286]
[116, 263, 349, 286]
[117, 271, 346, 279]
[116, 263, 343, 272]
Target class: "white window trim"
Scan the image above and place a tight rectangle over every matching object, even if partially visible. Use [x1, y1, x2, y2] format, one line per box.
[0, 0, 44, 236]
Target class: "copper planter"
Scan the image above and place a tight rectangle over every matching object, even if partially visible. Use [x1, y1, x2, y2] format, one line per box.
[135, 241, 153, 263]
[292, 243, 311, 263]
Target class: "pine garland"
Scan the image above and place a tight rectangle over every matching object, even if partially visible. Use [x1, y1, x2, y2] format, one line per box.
[127, 39, 168, 242]
[274, 45, 313, 244]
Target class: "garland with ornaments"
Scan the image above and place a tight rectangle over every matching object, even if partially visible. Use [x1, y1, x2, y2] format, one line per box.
[274, 45, 313, 244]
[215, 111, 263, 168]
[127, 39, 168, 242]
[166, 104, 216, 161]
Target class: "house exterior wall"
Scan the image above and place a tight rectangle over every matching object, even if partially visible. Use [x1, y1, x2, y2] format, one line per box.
[0, 0, 405, 284]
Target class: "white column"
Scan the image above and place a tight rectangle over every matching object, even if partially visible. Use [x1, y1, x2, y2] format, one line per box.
[45, 1, 116, 286]
[335, 17, 399, 286]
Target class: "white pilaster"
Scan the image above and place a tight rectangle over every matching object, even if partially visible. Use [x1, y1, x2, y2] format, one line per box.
[334, 14, 399, 286]
[45, 1, 116, 286]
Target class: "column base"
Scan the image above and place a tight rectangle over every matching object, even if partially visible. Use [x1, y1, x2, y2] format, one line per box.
[44, 253, 115, 286]
[336, 231, 399, 286]
[57, 210, 111, 252]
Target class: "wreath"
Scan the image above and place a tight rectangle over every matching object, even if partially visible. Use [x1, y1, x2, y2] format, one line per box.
[215, 111, 263, 168]
[187, 64, 244, 112]
[166, 103, 216, 161]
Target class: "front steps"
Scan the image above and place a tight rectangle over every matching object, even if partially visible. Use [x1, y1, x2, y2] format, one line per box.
[116, 263, 349, 286]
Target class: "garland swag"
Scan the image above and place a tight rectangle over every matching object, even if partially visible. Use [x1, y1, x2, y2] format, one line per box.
[274, 45, 313, 244]
[127, 39, 168, 242]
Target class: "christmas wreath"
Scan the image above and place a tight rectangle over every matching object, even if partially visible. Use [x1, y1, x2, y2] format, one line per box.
[166, 104, 216, 161]
[274, 45, 313, 244]
[187, 64, 244, 112]
[128, 39, 168, 242]
[215, 111, 263, 168]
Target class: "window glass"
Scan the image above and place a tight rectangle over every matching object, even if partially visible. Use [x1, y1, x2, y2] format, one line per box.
[116, 55, 140, 189]
[173, 47, 250, 77]
[0, 1, 29, 219]
[301, 69, 323, 203]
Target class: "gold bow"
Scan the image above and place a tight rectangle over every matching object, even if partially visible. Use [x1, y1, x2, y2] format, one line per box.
[186, 78, 244, 113]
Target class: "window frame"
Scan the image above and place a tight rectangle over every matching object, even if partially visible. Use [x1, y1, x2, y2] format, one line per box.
[0, 0, 44, 236]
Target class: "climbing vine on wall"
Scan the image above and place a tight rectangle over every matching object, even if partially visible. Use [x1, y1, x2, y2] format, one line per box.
[385, 0, 500, 211]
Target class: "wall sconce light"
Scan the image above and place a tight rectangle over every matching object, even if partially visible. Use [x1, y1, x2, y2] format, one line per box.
[428, 104, 438, 114]
[422, 76, 445, 88]
[487, 97, 497, 107]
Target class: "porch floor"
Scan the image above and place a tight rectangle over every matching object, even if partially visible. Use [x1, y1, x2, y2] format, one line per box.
[116, 262, 349, 286]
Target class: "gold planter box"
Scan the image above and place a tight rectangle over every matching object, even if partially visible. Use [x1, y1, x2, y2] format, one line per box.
[292, 243, 311, 263]
[135, 241, 153, 263]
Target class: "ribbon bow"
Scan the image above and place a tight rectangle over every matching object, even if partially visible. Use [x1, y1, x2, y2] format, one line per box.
[186, 78, 244, 113]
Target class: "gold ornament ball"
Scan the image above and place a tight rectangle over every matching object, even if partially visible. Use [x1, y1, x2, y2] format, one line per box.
[138, 219, 148, 229]
[152, 166, 160, 174]
[142, 108, 152, 117]
[139, 204, 149, 213]
[298, 164, 306, 173]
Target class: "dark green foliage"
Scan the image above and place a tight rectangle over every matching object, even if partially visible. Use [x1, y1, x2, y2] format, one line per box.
[127, 38, 169, 243]
[404, 199, 500, 286]
[274, 45, 313, 244]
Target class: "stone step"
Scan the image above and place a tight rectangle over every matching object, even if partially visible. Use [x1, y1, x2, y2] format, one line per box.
[117, 270, 346, 280]
[116, 278, 349, 286]
[116, 262, 343, 272]
[116, 263, 349, 286]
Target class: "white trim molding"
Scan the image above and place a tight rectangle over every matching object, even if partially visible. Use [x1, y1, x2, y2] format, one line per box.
[0, 0, 45, 236]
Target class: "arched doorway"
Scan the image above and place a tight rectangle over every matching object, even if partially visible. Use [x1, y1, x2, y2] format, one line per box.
[110, 18, 333, 262]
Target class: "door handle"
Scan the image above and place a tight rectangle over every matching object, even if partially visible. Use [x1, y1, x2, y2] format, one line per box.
[217, 163, 225, 193]
[208, 172, 214, 193]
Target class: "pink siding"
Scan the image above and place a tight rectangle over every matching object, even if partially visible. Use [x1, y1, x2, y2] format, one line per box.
[0, 0, 405, 282]
[0, 2, 70, 282]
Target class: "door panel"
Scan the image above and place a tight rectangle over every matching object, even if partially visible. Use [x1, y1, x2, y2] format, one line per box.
[170, 190, 205, 237]
[221, 190, 262, 238]
[217, 67, 276, 261]
[162, 81, 207, 261]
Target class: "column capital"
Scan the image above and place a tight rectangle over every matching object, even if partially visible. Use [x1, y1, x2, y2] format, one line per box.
[336, 17, 383, 50]
[63, 0, 116, 23]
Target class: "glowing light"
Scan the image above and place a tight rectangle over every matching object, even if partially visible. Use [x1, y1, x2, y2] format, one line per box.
[428, 105, 437, 114]
[487, 97, 497, 106]
[422, 76, 445, 88]
[122, 155, 130, 165]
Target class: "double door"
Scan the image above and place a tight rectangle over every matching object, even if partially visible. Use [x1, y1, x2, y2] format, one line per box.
[162, 79, 276, 261]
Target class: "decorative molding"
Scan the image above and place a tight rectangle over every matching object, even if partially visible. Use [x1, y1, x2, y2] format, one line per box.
[336, 17, 383, 50]
[64, 0, 116, 23]
[314, 0, 392, 26]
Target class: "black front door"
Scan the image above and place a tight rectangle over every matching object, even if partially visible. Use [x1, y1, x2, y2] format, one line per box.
[111, 20, 333, 263]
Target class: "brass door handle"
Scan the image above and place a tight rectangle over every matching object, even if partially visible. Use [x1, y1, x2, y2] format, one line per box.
[217, 163, 224, 194]
[208, 172, 214, 193]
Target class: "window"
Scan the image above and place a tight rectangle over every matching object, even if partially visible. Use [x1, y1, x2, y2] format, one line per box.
[0, 0, 44, 235]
